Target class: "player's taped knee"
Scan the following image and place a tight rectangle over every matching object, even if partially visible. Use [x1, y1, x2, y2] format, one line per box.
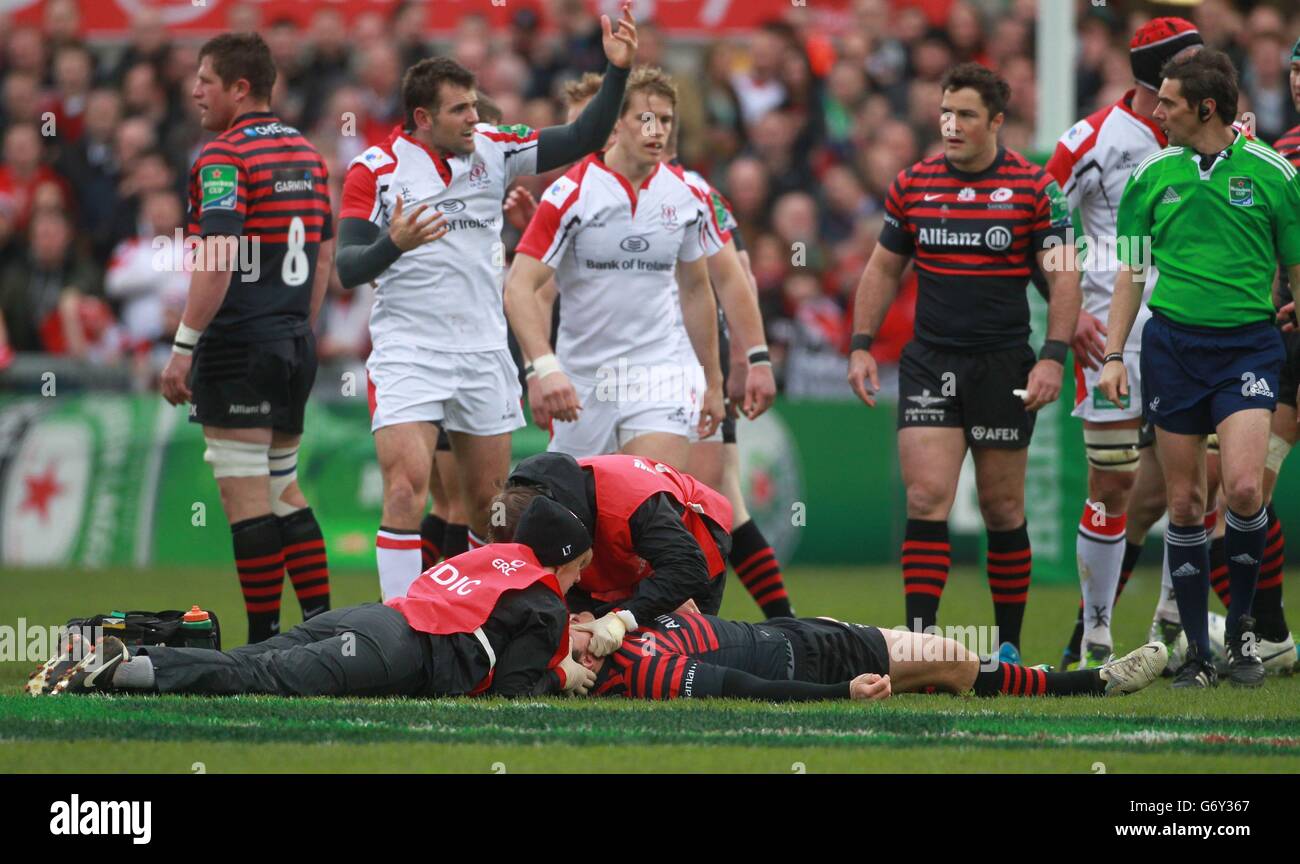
[1267, 433, 1293, 474]
[1206, 433, 1220, 454]
[1083, 427, 1141, 472]
[269, 446, 305, 517]
[203, 438, 269, 479]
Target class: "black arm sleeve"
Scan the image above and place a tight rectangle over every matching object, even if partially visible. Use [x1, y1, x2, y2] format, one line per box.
[620, 655, 850, 701]
[535, 63, 630, 173]
[719, 668, 852, 701]
[485, 584, 568, 697]
[620, 493, 712, 625]
[335, 216, 403, 289]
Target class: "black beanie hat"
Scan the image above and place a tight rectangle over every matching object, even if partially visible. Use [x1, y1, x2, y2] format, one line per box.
[514, 496, 591, 568]
[1130, 17, 1203, 92]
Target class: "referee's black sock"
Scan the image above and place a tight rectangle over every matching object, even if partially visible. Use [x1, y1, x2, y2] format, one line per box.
[420, 512, 448, 571]
[231, 514, 284, 644]
[986, 523, 1031, 650]
[1224, 505, 1268, 636]
[973, 660, 1104, 697]
[902, 519, 949, 633]
[1166, 522, 1212, 658]
[443, 523, 469, 559]
[1067, 541, 1143, 657]
[729, 519, 793, 619]
[1254, 504, 1290, 641]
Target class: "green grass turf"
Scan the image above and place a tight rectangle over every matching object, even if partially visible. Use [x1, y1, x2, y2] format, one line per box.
[1, 563, 1297, 773]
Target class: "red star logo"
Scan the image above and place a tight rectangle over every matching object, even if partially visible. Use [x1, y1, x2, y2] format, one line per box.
[751, 470, 774, 508]
[21, 464, 63, 521]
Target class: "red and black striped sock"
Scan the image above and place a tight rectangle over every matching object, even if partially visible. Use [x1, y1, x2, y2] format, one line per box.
[1254, 504, 1289, 641]
[443, 523, 468, 559]
[987, 524, 1031, 649]
[279, 507, 330, 620]
[230, 514, 284, 644]
[1067, 540, 1143, 657]
[420, 513, 447, 571]
[902, 519, 949, 633]
[729, 519, 793, 618]
[1208, 533, 1231, 611]
[974, 661, 1104, 697]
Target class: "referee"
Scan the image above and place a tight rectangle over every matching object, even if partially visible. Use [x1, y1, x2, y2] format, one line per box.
[1101, 49, 1300, 688]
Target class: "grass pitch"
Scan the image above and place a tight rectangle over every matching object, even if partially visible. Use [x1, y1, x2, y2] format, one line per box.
[1, 562, 1297, 773]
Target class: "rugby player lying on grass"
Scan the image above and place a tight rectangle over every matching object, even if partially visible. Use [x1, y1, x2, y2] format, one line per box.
[566, 610, 1168, 701]
[35, 499, 600, 699]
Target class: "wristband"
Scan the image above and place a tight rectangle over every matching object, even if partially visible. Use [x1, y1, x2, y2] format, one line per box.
[1102, 352, 1125, 366]
[850, 333, 874, 353]
[526, 353, 561, 380]
[747, 345, 771, 367]
[1038, 339, 1068, 365]
[172, 322, 203, 356]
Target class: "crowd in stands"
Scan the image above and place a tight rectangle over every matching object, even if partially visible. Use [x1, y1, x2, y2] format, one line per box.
[1, 0, 1296, 396]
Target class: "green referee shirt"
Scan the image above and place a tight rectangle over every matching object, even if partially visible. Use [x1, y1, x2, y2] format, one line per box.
[1116, 131, 1300, 327]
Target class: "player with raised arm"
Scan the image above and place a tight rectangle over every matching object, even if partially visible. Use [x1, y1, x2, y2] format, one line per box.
[504, 66, 728, 472]
[335, 5, 638, 601]
[1045, 18, 1203, 670]
[567, 610, 1166, 702]
[847, 63, 1081, 661]
[159, 34, 335, 644]
[1101, 49, 1300, 688]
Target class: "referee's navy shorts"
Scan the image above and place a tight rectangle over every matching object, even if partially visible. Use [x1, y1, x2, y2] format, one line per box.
[1140, 312, 1285, 435]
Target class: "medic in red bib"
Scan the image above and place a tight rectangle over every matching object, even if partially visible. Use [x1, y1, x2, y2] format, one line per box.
[495, 453, 734, 657]
[49, 497, 600, 699]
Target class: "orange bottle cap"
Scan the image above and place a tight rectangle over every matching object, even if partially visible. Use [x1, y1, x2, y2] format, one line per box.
[183, 605, 210, 622]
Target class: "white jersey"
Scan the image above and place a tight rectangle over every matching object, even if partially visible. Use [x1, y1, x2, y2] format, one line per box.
[1047, 91, 1165, 350]
[340, 123, 540, 353]
[517, 154, 726, 381]
[671, 168, 735, 360]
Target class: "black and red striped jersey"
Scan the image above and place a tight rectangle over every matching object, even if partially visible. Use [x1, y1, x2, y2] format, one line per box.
[1275, 123, 1300, 170]
[1272, 123, 1300, 309]
[186, 111, 333, 341]
[879, 146, 1070, 352]
[592, 611, 792, 699]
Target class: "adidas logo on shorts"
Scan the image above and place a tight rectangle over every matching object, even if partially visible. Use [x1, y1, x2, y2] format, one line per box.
[1242, 376, 1274, 398]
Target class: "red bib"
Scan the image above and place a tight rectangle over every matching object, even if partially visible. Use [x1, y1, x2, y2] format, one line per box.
[578, 455, 733, 600]
[387, 544, 564, 634]
[386, 544, 569, 694]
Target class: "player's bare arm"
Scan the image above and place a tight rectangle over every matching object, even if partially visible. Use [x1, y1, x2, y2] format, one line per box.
[1098, 266, 1144, 405]
[504, 252, 581, 422]
[309, 237, 335, 329]
[160, 236, 238, 406]
[847, 243, 909, 407]
[678, 256, 725, 438]
[1023, 250, 1081, 411]
[706, 240, 774, 419]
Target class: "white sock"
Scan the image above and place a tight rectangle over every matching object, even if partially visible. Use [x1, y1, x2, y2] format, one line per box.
[468, 528, 487, 550]
[1156, 539, 1181, 622]
[376, 528, 422, 600]
[1078, 500, 1126, 649]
